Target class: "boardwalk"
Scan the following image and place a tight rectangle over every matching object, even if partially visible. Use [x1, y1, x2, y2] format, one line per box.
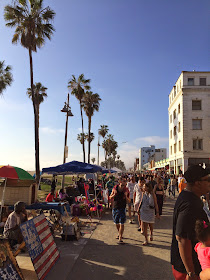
[67, 198, 175, 280]
[17, 197, 175, 280]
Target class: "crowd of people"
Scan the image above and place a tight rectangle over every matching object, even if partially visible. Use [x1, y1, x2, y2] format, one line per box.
[3, 164, 210, 280]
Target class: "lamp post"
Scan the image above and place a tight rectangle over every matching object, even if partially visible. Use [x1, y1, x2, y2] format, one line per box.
[61, 93, 73, 189]
[97, 130, 100, 166]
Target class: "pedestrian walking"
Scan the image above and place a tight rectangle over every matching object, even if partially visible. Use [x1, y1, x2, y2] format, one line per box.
[127, 176, 136, 223]
[170, 175, 177, 198]
[139, 182, 160, 246]
[178, 178, 187, 193]
[154, 177, 164, 216]
[109, 176, 130, 244]
[106, 176, 115, 208]
[133, 177, 145, 231]
[171, 165, 210, 280]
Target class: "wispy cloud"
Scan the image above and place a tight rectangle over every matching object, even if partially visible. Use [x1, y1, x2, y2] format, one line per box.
[118, 136, 169, 168]
[134, 136, 169, 146]
[40, 127, 65, 134]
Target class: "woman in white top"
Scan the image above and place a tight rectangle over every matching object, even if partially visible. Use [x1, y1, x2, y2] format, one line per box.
[140, 182, 160, 246]
[133, 177, 145, 231]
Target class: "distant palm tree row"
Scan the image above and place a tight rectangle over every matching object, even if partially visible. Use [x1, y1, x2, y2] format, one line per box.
[68, 74, 101, 163]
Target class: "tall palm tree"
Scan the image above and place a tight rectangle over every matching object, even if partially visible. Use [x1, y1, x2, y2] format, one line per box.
[68, 74, 91, 163]
[98, 125, 109, 163]
[4, 0, 55, 185]
[26, 82, 47, 129]
[0, 61, 13, 95]
[82, 91, 101, 163]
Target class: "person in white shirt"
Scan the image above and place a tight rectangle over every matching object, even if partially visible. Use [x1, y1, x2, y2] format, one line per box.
[133, 177, 145, 231]
[4, 201, 27, 247]
[127, 176, 136, 223]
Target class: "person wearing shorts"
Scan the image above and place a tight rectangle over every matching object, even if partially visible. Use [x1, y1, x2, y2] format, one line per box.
[110, 176, 130, 244]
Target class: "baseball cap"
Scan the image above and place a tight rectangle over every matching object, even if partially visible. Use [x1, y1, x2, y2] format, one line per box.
[184, 165, 210, 183]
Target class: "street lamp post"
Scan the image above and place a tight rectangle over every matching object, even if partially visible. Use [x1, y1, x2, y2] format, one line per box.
[61, 93, 73, 189]
[97, 130, 100, 166]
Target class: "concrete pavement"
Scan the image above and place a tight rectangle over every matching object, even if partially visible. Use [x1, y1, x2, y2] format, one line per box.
[17, 197, 175, 280]
[65, 197, 175, 280]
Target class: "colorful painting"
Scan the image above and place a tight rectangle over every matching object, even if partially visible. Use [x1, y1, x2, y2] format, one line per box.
[0, 240, 23, 280]
[20, 214, 60, 280]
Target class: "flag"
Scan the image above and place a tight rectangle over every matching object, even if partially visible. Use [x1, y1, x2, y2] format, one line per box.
[20, 214, 60, 280]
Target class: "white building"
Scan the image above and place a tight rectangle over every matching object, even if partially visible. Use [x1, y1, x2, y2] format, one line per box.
[139, 145, 167, 170]
[168, 71, 210, 174]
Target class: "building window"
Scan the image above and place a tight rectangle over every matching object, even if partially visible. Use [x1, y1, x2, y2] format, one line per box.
[192, 119, 202, 130]
[178, 122, 181, 132]
[179, 141, 181, 151]
[200, 77, 206, 86]
[170, 130, 172, 139]
[174, 143, 176, 154]
[193, 139, 203, 150]
[188, 78, 194, 86]
[174, 126, 177, 136]
[170, 114, 172, 123]
[173, 109, 176, 120]
[170, 146, 172, 155]
[174, 87, 176, 97]
[192, 100, 201, 110]
[178, 104, 180, 114]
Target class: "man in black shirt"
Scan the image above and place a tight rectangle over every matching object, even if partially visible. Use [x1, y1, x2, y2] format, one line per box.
[171, 165, 210, 280]
[110, 176, 130, 244]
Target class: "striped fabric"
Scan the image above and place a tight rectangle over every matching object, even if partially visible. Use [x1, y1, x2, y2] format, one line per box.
[20, 214, 60, 280]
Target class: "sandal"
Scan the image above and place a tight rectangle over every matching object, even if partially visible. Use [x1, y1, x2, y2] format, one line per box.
[150, 235, 153, 241]
[118, 240, 124, 245]
[116, 236, 123, 239]
[142, 241, 148, 246]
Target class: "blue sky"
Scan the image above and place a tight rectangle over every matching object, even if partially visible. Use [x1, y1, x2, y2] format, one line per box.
[0, 0, 209, 170]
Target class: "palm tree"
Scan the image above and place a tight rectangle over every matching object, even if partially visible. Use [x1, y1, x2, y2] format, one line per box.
[26, 82, 47, 130]
[91, 157, 96, 164]
[0, 61, 13, 95]
[82, 91, 101, 163]
[4, 0, 55, 185]
[112, 150, 117, 164]
[68, 74, 91, 163]
[98, 125, 109, 163]
[77, 133, 86, 147]
[85, 132, 95, 143]
[102, 134, 118, 167]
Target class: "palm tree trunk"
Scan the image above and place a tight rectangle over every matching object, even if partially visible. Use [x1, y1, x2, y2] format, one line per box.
[29, 48, 40, 186]
[80, 102, 86, 163]
[88, 116, 91, 163]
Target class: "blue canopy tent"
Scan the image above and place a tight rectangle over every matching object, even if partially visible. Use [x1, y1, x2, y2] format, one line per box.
[42, 160, 102, 175]
[42, 161, 104, 218]
[95, 166, 116, 174]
